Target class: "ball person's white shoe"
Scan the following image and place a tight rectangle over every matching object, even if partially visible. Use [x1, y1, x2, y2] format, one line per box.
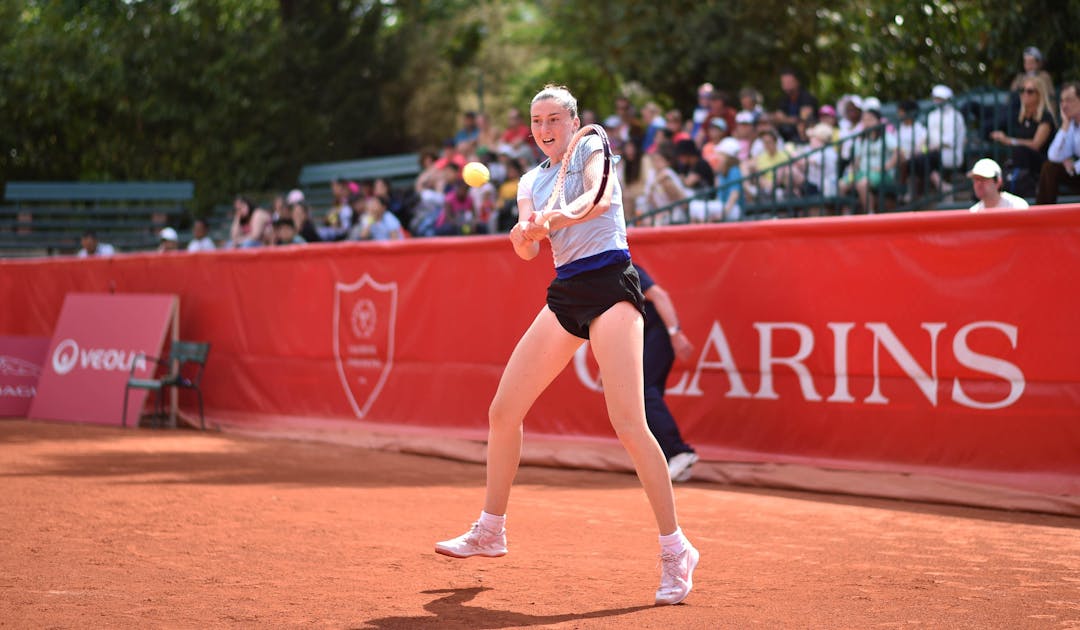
[435, 522, 508, 558]
[667, 452, 699, 483]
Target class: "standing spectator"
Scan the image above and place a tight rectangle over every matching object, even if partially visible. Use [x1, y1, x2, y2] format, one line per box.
[158, 227, 180, 253]
[272, 217, 305, 245]
[991, 77, 1056, 198]
[1036, 82, 1080, 205]
[690, 82, 714, 139]
[186, 218, 216, 252]
[923, 85, 966, 194]
[968, 158, 1029, 212]
[1009, 46, 1055, 103]
[453, 111, 480, 146]
[633, 263, 698, 482]
[290, 202, 321, 243]
[772, 68, 818, 143]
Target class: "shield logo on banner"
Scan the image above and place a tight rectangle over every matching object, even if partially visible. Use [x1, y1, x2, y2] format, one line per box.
[334, 274, 398, 419]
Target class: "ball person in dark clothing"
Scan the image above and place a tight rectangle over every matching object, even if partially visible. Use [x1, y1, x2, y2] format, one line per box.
[635, 263, 699, 482]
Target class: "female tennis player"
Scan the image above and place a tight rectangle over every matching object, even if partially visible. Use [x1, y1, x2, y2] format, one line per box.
[435, 85, 699, 606]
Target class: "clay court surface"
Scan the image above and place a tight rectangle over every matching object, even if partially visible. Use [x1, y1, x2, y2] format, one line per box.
[2, 420, 1079, 629]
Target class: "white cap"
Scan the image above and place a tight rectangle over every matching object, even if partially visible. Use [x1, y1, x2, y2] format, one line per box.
[286, 189, 305, 205]
[159, 227, 179, 242]
[861, 96, 882, 113]
[735, 111, 756, 125]
[717, 137, 742, 158]
[844, 95, 863, 111]
[931, 84, 954, 100]
[967, 158, 1002, 180]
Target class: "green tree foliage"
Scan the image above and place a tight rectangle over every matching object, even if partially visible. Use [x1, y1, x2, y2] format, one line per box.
[3, 0, 1079, 215]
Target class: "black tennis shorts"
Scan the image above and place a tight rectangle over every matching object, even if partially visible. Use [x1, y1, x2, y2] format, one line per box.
[546, 260, 646, 340]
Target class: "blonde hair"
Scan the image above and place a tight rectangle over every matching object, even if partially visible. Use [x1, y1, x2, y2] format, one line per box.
[531, 84, 578, 119]
[1019, 78, 1055, 125]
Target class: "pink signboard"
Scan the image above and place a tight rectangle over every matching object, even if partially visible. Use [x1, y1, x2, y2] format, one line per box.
[28, 293, 178, 426]
[0, 336, 50, 417]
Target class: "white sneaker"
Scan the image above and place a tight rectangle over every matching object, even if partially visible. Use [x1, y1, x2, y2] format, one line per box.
[655, 543, 700, 605]
[435, 522, 507, 558]
[667, 452, 699, 483]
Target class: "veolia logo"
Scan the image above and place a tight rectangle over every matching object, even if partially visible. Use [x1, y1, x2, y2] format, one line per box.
[50, 339, 146, 376]
[52, 339, 80, 375]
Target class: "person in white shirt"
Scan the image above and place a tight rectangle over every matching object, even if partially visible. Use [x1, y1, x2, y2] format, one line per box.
[76, 231, 115, 257]
[968, 158, 1029, 212]
[186, 218, 217, 252]
[1036, 81, 1080, 205]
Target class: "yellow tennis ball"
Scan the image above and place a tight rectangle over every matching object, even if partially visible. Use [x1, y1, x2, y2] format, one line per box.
[463, 161, 490, 187]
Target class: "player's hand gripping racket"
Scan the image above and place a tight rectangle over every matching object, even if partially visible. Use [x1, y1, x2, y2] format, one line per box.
[534, 123, 613, 225]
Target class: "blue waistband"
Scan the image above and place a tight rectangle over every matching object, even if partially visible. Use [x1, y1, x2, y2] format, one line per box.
[555, 249, 631, 280]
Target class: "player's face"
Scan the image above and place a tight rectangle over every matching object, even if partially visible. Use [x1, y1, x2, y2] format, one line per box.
[530, 99, 578, 163]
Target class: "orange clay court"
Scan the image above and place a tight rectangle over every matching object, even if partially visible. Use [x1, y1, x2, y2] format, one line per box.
[1, 419, 1079, 629]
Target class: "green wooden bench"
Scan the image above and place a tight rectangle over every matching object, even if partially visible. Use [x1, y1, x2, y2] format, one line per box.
[297, 153, 421, 214]
[0, 181, 194, 256]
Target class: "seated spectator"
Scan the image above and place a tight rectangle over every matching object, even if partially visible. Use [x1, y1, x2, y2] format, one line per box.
[701, 117, 730, 173]
[77, 230, 115, 257]
[673, 139, 714, 193]
[229, 195, 272, 248]
[968, 158, 1029, 211]
[640, 102, 667, 152]
[1036, 81, 1080, 205]
[732, 111, 757, 162]
[844, 108, 898, 214]
[798, 123, 840, 200]
[738, 87, 765, 124]
[817, 105, 840, 141]
[273, 217, 306, 245]
[895, 99, 928, 197]
[665, 109, 692, 145]
[698, 91, 736, 147]
[750, 128, 794, 199]
[991, 76, 1056, 198]
[637, 146, 693, 224]
[350, 195, 404, 241]
[475, 112, 499, 153]
[290, 202, 321, 243]
[158, 227, 180, 253]
[437, 179, 475, 236]
[186, 218, 216, 252]
[772, 68, 818, 143]
[699, 137, 744, 222]
[495, 157, 524, 232]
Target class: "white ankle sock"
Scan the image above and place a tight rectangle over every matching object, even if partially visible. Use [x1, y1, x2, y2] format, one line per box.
[658, 527, 687, 555]
[478, 511, 505, 532]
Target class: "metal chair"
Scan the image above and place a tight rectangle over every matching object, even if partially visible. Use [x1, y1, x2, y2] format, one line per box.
[122, 341, 210, 430]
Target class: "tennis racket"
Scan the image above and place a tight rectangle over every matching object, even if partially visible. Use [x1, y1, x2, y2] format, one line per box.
[535, 123, 613, 224]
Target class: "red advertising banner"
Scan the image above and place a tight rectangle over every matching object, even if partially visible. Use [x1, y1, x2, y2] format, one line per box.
[28, 294, 178, 426]
[0, 207, 1078, 505]
[0, 335, 50, 417]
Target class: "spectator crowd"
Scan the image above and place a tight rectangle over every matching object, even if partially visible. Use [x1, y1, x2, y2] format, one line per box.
[75, 45, 1080, 256]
